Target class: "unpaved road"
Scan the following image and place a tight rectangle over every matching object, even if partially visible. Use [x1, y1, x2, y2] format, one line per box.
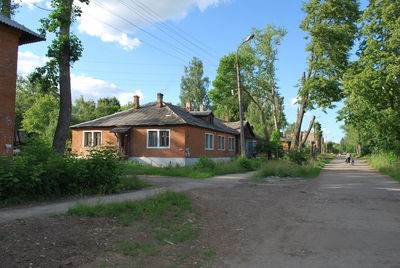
[1, 158, 399, 267]
[192, 157, 400, 268]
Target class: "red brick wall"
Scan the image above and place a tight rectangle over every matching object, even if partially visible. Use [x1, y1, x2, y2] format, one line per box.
[71, 126, 237, 159]
[0, 25, 21, 155]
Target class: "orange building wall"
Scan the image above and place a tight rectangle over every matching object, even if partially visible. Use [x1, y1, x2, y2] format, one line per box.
[129, 126, 186, 158]
[71, 128, 118, 155]
[0, 25, 21, 155]
[71, 125, 238, 159]
[185, 126, 236, 158]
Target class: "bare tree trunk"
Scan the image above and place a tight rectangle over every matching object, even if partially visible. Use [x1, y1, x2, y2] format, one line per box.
[53, 0, 73, 153]
[291, 94, 308, 150]
[300, 115, 315, 147]
[1, 0, 11, 17]
[271, 85, 279, 131]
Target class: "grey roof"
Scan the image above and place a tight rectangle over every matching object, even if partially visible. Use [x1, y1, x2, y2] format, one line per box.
[71, 102, 238, 135]
[190, 111, 213, 117]
[223, 121, 249, 130]
[0, 14, 45, 45]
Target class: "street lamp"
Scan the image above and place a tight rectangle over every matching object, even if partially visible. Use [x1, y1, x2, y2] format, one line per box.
[236, 34, 254, 157]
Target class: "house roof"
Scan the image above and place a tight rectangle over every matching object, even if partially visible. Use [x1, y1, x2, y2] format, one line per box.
[0, 14, 45, 45]
[223, 120, 257, 139]
[190, 111, 213, 117]
[70, 102, 238, 135]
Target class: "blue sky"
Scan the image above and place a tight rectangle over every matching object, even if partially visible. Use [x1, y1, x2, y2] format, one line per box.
[14, 0, 367, 143]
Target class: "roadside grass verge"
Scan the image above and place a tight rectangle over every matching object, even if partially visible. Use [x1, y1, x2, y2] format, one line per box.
[66, 192, 209, 266]
[368, 152, 400, 182]
[123, 157, 265, 178]
[252, 154, 334, 180]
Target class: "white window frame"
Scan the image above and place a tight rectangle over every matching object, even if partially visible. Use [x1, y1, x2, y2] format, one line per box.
[83, 130, 103, 147]
[204, 133, 214, 150]
[228, 137, 235, 151]
[218, 135, 225, 151]
[146, 129, 170, 149]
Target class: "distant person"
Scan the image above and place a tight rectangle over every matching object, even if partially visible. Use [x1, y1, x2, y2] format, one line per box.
[345, 153, 352, 166]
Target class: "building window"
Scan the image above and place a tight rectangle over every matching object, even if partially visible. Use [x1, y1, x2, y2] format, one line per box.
[228, 137, 235, 151]
[204, 133, 214, 150]
[218, 135, 225, 150]
[83, 131, 102, 147]
[147, 129, 170, 148]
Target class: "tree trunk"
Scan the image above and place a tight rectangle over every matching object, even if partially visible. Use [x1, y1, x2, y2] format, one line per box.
[300, 115, 315, 148]
[1, 0, 11, 17]
[271, 85, 279, 131]
[53, 0, 73, 153]
[291, 94, 308, 150]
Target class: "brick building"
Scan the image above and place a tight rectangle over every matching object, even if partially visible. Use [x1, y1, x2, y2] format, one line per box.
[71, 93, 257, 166]
[0, 15, 44, 155]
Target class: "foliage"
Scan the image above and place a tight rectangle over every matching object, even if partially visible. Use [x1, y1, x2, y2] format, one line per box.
[368, 152, 400, 182]
[209, 53, 253, 121]
[95, 97, 121, 118]
[338, 0, 400, 152]
[179, 57, 210, 110]
[0, 137, 125, 204]
[284, 150, 308, 165]
[253, 154, 334, 179]
[123, 157, 264, 179]
[22, 94, 59, 143]
[71, 96, 96, 124]
[291, 0, 360, 149]
[0, 0, 19, 17]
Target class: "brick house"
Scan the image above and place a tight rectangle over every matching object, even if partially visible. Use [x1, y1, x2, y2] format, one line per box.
[223, 120, 258, 157]
[71, 93, 243, 166]
[0, 15, 45, 155]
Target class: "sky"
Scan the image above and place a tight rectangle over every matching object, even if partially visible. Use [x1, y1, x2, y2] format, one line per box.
[13, 0, 367, 143]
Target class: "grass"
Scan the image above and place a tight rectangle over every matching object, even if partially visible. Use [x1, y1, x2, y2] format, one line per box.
[252, 154, 334, 180]
[122, 157, 265, 179]
[368, 152, 400, 182]
[115, 241, 159, 257]
[116, 175, 152, 192]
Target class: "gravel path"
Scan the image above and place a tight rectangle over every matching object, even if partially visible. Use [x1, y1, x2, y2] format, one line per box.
[193, 157, 400, 268]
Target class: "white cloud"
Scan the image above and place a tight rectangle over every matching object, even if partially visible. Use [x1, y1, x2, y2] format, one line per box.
[290, 97, 299, 107]
[17, 51, 49, 75]
[71, 74, 144, 105]
[77, 0, 227, 50]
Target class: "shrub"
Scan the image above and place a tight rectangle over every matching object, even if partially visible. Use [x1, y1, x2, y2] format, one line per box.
[284, 150, 309, 165]
[0, 137, 123, 203]
[194, 156, 216, 170]
[369, 151, 400, 182]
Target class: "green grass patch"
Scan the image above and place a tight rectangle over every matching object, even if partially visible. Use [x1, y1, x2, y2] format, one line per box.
[122, 157, 265, 179]
[368, 152, 400, 182]
[116, 175, 152, 192]
[252, 154, 333, 180]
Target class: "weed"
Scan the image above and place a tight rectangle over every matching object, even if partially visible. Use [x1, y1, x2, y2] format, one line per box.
[368, 152, 400, 181]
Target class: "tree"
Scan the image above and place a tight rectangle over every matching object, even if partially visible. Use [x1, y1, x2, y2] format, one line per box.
[242, 25, 287, 140]
[95, 97, 121, 118]
[209, 53, 253, 121]
[0, 0, 19, 17]
[291, 0, 360, 150]
[22, 94, 59, 143]
[71, 96, 96, 125]
[179, 57, 210, 110]
[339, 0, 400, 153]
[39, 0, 89, 153]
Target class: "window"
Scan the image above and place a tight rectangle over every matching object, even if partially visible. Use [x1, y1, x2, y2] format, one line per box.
[228, 137, 235, 151]
[205, 133, 214, 150]
[83, 131, 102, 147]
[147, 129, 170, 148]
[218, 135, 225, 150]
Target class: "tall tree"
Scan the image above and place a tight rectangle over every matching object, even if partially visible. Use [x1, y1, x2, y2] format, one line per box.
[71, 96, 96, 125]
[95, 97, 121, 118]
[209, 53, 253, 121]
[242, 25, 287, 140]
[291, 0, 360, 150]
[0, 0, 19, 17]
[179, 57, 210, 111]
[39, 0, 89, 153]
[339, 0, 400, 153]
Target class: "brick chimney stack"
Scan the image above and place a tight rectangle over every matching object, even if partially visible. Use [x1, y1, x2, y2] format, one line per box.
[185, 101, 191, 112]
[224, 114, 229, 122]
[156, 93, 164, 108]
[199, 104, 204, 112]
[133, 95, 140, 109]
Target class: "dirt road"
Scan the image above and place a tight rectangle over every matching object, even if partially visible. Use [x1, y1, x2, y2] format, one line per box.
[193, 157, 400, 267]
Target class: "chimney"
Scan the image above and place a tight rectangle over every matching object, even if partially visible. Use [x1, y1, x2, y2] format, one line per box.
[133, 95, 140, 109]
[199, 104, 204, 112]
[185, 101, 191, 112]
[224, 114, 229, 122]
[157, 93, 164, 108]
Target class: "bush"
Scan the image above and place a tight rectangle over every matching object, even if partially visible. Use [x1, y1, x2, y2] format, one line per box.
[369, 151, 400, 182]
[194, 156, 216, 170]
[284, 150, 309, 165]
[0, 137, 123, 203]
